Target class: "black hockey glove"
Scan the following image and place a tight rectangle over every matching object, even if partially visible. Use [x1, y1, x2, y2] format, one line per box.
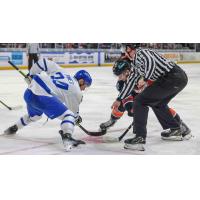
[75, 116, 82, 125]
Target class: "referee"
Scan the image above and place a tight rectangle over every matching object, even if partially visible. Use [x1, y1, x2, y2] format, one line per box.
[27, 43, 40, 71]
[112, 44, 189, 151]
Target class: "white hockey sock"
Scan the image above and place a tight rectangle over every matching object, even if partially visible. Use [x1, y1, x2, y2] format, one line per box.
[16, 114, 42, 129]
[59, 110, 75, 134]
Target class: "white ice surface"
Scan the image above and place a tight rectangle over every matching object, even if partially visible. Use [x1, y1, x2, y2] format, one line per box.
[0, 64, 199, 154]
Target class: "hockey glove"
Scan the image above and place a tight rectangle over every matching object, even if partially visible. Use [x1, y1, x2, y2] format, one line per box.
[24, 76, 32, 85]
[75, 116, 82, 125]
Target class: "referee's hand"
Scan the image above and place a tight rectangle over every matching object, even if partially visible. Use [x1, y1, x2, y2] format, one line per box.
[137, 78, 146, 88]
[135, 78, 147, 93]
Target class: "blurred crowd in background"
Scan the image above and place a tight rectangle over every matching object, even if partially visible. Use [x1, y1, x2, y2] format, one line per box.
[0, 43, 199, 51]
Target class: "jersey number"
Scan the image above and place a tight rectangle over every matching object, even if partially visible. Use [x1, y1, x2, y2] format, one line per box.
[51, 72, 73, 90]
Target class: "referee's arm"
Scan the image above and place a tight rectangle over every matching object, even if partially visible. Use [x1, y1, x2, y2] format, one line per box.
[140, 50, 156, 81]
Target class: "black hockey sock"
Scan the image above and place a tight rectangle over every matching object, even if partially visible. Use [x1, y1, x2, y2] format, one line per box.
[111, 114, 120, 121]
[174, 113, 181, 125]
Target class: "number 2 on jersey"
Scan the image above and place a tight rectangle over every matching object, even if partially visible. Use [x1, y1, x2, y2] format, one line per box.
[51, 72, 73, 90]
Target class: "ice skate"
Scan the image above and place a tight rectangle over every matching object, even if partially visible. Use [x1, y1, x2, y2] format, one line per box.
[99, 118, 117, 131]
[181, 121, 192, 140]
[124, 136, 146, 151]
[4, 125, 18, 135]
[161, 128, 184, 141]
[59, 130, 85, 152]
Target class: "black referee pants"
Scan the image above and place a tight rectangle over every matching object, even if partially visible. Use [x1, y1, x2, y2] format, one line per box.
[28, 53, 39, 70]
[133, 65, 188, 139]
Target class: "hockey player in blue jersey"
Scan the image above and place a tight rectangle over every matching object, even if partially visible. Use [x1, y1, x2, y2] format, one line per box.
[4, 69, 92, 152]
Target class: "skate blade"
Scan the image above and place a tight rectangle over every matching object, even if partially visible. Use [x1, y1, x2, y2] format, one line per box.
[64, 144, 73, 152]
[63, 141, 74, 152]
[183, 133, 193, 140]
[161, 135, 183, 141]
[124, 143, 145, 151]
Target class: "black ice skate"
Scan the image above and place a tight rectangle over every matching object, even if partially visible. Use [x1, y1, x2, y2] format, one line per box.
[181, 121, 192, 140]
[4, 125, 18, 135]
[59, 130, 85, 152]
[100, 118, 117, 131]
[124, 136, 146, 151]
[161, 128, 184, 141]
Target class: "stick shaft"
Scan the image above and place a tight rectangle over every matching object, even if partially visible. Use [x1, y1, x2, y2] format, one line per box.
[77, 124, 89, 134]
[0, 100, 12, 110]
[8, 61, 27, 78]
[118, 123, 133, 141]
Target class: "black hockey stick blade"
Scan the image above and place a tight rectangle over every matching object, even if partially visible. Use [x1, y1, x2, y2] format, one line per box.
[77, 123, 107, 136]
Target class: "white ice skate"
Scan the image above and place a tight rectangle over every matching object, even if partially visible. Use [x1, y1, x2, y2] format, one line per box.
[3, 125, 18, 135]
[59, 131, 85, 152]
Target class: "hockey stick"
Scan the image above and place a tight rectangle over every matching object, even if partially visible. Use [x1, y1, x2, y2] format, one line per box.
[8, 60, 28, 78]
[0, 100, 12, 110]
[77, 123, 107, 136]
[102, 123, 133, 143]
[77, 122, 133, 142]
[0, 100, 22, 111]
[118, 123, 133, 141]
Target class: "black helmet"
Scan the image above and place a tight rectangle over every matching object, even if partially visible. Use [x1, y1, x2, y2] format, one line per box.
[125, 43, 140, 50]
[113, 60, 131, 76]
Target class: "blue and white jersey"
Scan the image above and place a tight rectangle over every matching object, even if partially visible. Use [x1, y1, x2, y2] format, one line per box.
[28, 71, 83, 115]
[29, 58, 65, 76]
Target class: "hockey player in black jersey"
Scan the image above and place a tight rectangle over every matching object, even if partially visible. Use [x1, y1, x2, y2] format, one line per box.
[99, 76, 135, 132]
[100, 45, 135, 131]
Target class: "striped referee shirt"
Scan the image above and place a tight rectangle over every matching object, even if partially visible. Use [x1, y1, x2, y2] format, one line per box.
[134, 48, 175, 81]
[117, 48, 175, 101]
